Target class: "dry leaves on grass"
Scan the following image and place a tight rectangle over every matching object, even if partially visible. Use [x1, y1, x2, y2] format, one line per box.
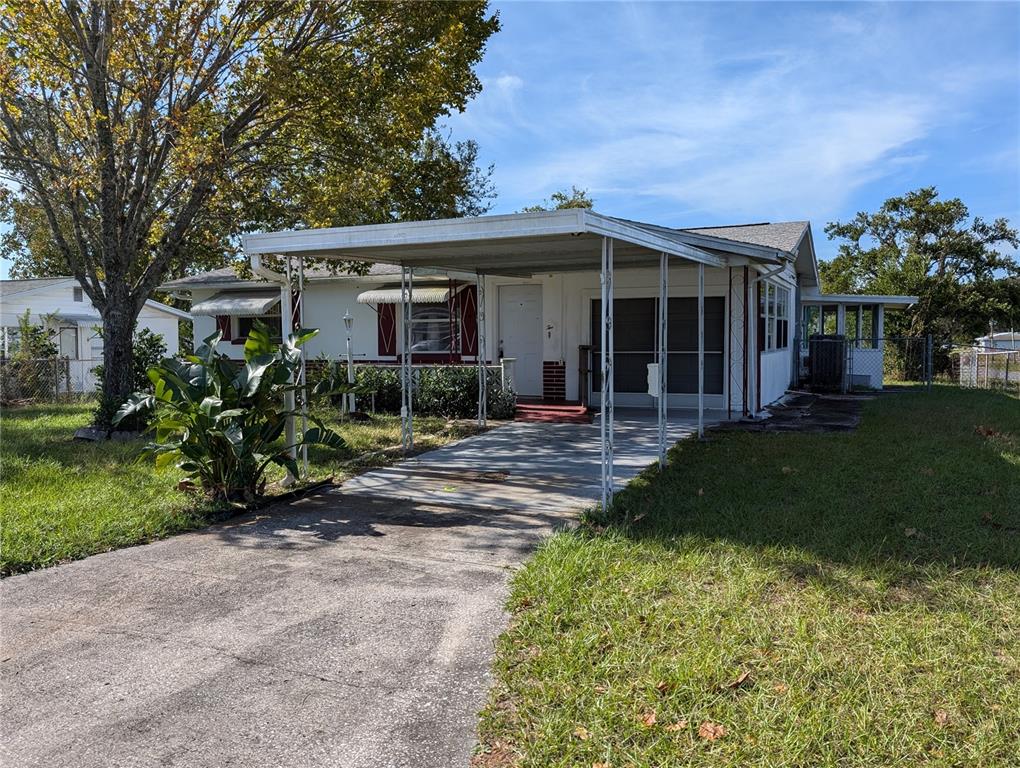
[773, 682, 789, 694]
[934, 709, 950, 727]
[574, 726, 591, 741]
[664, 720, 689, 732]
[725, 670, 752, 689]
[640, 711, 657, 727]
[698, 721, 727, 741]
[593, 763, 611, 768]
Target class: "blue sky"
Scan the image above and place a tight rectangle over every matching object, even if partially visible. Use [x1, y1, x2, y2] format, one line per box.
[443, 0, 1020, 263]
[1, 1, 1017, 279]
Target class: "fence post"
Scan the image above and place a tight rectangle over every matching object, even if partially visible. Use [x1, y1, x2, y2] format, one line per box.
[925, 334, 933, 392]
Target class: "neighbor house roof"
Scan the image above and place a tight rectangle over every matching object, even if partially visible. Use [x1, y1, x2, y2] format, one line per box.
[160, 262, 402, 291]
[0, 277, 80, 298]
[0, 276, 192, 320]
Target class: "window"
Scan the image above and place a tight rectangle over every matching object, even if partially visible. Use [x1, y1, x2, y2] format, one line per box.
[236, 312, 282, 341]
[73, 287, 83, 302]
[410, 303, 458, 353]
[759, 281, 790, 351]
[58, 326, 79, 359]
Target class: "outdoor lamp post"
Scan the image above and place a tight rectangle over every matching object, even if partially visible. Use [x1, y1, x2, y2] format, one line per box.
[343, 310, 356, 413]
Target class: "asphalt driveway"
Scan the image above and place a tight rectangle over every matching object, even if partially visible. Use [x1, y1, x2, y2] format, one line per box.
[0, 412, 720, 767]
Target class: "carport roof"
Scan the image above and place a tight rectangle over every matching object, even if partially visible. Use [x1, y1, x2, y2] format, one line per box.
[242, 209, 790, 277]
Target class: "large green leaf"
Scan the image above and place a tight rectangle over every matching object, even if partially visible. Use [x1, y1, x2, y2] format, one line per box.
[113, 393, 155, 425]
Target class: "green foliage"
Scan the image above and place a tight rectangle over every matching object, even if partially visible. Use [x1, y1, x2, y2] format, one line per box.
[309, 362, 520, 419]
[93, 327, 168, 393]
[0, 310, 61, 401]
[114, 322, 346, 503]
[1, 404, 478, 575]
[416, 366, 511, 418]
[822, 188, 1019, 346]
[92, 328, 168, 429]
[355, 365, 404, 412]
[0, 1, 498, 423]
[520, 185, 595, 212]
[10, 309, 57, 358]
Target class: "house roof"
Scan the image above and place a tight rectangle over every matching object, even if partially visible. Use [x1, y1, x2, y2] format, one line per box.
[0, 276, 192, 320]
[239, 209, 804, 279]
[160, 262, 402, 291]
[682, 221, 810, 254]
[976, 331, 1020, 342]
[163, 212, 823, 290]
[0, 277, 79, 298]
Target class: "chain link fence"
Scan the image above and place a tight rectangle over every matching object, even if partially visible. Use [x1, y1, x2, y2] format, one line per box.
[803, 336, 933, 392]
[949, 346, 1020, 394]
[0, 357, 101, 405]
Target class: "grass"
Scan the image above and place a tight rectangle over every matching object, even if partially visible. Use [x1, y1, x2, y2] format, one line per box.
[0, 403, 477, 576]
[476, 386, 1020, 767]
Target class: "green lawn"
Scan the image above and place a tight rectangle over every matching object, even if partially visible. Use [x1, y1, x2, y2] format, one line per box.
[0, 403, 476, 576]
[476, 387, 1020, 767]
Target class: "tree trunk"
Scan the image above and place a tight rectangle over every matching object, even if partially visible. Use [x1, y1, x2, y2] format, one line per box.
[96, 301, 136, 429]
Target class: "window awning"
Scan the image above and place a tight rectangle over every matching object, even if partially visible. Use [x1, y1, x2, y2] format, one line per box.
[191, 290, 281, 317]
[357, 286, 452, 305]
[53, 312, 101, 323]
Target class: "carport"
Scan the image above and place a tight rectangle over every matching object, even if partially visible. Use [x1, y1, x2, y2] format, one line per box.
[243, 209, 773, 507]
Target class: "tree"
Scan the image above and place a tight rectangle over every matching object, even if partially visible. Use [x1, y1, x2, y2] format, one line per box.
[0, 1, 498, 426]
[520, 185, 594, 212]
[822, 188, 1018, 341]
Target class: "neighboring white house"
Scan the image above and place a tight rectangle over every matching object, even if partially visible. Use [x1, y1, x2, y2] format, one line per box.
[162, 211, 917, 416]
[956, 330, 1020, 388]
[976, 330, 1020, 351]
[0, 277, 192, 392]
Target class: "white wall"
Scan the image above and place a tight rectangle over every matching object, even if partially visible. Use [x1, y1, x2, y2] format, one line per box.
[183, 260, 804, 413]
[2, 279, 187, 392]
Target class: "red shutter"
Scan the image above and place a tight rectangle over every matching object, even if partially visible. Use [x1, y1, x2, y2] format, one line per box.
[458, 285, 478, 357]
[216, 315, 232, 341]
[377, 304, 396, 356]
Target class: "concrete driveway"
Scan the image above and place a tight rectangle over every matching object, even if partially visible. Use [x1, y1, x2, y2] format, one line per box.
[0, 411, 719, 768]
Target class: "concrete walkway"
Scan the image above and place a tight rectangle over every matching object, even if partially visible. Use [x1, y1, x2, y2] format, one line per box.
[0, 411, 720, 768]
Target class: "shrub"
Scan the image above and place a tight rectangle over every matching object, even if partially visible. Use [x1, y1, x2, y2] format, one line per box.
[355, 365, 403, 412]
[115, 321, 345, 502]
[0, 310, 61, 402]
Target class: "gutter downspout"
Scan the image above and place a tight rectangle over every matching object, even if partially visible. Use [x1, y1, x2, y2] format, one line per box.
[250, 253, 298, 485]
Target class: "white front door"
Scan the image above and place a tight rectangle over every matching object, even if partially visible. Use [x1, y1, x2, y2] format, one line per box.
[499, 284, 543, 396]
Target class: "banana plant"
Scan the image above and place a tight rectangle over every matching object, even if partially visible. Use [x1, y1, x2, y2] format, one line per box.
[115, 321, 345, 502]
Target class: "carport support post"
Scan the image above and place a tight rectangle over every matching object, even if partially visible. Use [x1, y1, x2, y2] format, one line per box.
[600, 237, 615, 508]
[281, 256, 297, 486]
[657, 251, 668, 469]
[400, 266, 414, 451]
[477, 273, 487, 427]
[698, 262, 705, 438]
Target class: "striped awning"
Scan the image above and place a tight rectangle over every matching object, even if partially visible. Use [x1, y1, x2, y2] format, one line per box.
[191, 290, 281, 317]
[356, 286, 451, 305]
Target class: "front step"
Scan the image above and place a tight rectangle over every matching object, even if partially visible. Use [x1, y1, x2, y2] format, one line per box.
[514, 402, 592, 424]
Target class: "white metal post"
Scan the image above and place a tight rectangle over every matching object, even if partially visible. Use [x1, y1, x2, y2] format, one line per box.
[698, 262, 705, 438]
[297, 253, 308, 476]
[400, 266, 415, 451]
[600, 237, 615, 507]
[281, 256, 297, 485]
[658, 251, 668, 468]
[476, 273, 487, 427]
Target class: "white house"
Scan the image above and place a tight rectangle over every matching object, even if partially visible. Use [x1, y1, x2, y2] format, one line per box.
[976, 330, 1020, 351]
[0, 277, 191, 392]
[162, 211, 916, 414]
